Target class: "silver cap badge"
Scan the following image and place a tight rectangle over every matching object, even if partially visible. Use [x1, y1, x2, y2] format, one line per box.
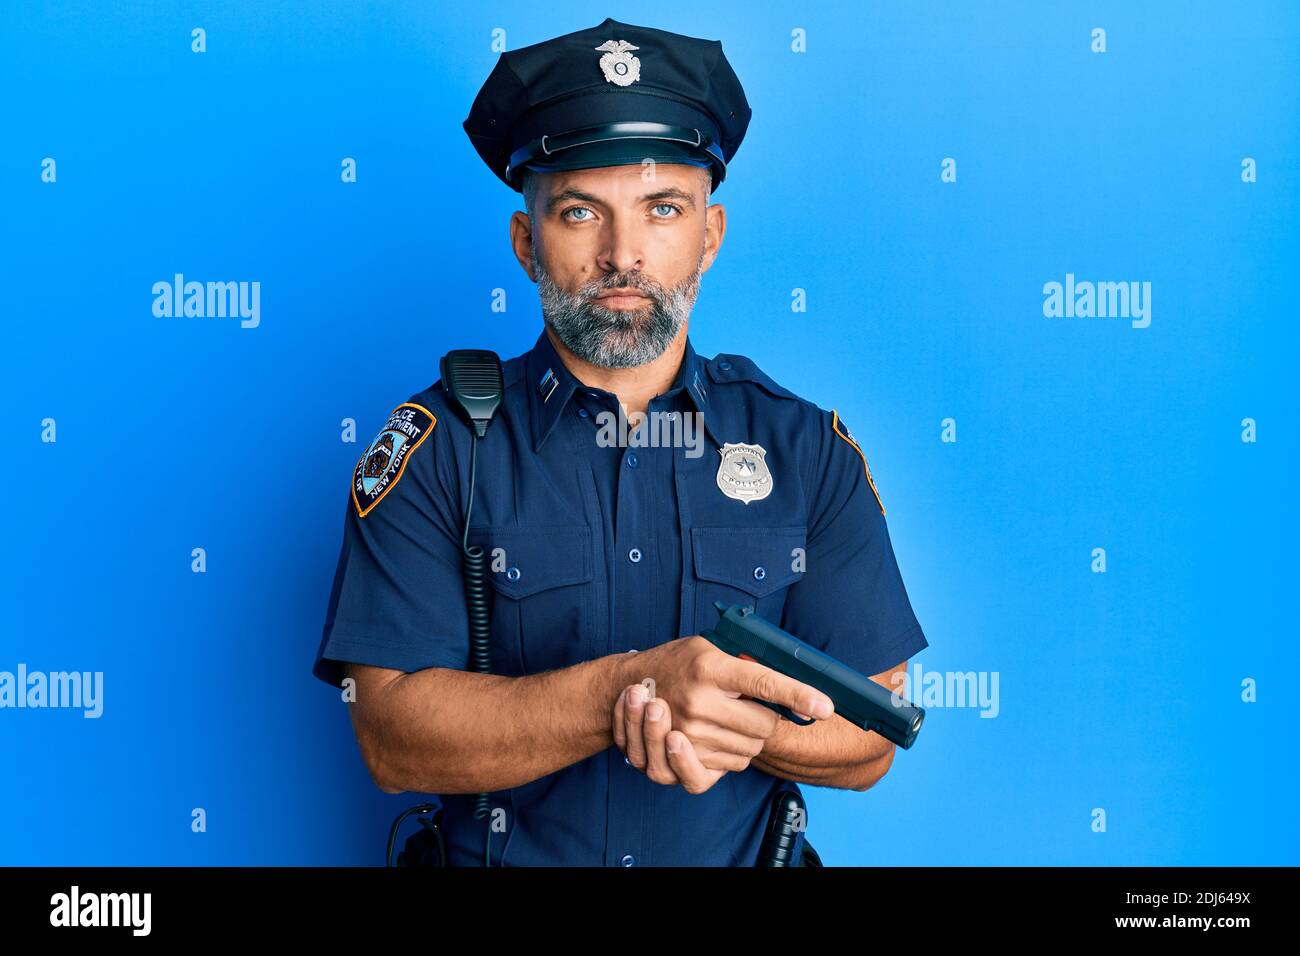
[595, 40, 641, 86]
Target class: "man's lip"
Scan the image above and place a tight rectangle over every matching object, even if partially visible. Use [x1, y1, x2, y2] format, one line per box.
[597, 289, 649, 299]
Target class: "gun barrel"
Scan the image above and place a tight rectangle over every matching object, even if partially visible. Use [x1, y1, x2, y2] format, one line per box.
[704, 602, 925, 749]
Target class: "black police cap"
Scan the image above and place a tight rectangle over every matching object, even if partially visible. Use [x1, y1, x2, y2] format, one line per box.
[463, 17, 752, 194]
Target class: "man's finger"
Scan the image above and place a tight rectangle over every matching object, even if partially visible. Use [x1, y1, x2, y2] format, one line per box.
[713, 695, 786, 739]
[714, 657, 834, 722]
[677, 721, 768, 760]
[664, 731, 724, 795]
[624, 683, 649, 769]
[641, 697, 679, 785]
[695, 745, 757, 774]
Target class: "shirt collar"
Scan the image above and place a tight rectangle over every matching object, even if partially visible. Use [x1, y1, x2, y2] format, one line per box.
[525, 328, 713, 452]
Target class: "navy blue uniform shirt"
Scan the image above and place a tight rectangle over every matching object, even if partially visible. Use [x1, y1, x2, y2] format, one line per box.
[313, 328, 928, 866]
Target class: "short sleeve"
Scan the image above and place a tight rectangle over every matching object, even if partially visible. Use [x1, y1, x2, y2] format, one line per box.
[779, 409, 928, 677]
[311, 396, 470, 688]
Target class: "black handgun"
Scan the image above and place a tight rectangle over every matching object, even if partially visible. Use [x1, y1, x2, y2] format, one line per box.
[700, 602, 925, 749]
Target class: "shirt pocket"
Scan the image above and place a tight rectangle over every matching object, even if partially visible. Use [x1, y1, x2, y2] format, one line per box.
[470, 525, 595, 675]
[689, 525, 807, 636]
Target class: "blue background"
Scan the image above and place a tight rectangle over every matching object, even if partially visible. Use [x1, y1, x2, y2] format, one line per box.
[3, 0, 1297, 865]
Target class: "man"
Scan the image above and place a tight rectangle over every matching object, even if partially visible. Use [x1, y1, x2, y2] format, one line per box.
[312, 17, 928, 866]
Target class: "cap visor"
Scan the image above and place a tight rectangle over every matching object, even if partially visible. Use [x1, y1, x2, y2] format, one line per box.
[523, 137, 713, 176]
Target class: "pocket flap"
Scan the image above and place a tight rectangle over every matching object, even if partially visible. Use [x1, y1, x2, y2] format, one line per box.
[469, 526, 593, 600]
[690, 526, 807, 599]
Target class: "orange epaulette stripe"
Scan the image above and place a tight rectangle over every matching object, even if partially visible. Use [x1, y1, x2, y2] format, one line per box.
[831, 409, 885, 516]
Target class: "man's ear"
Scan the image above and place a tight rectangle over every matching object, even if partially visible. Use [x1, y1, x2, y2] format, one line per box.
[699, 165, 725, 273]
[701, 201, 726, 274]
[509, 210, 537, 281]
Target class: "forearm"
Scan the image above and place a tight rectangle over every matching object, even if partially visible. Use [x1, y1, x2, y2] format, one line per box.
[750, 715, 895, 790]
[352, 652, 642, 794]
[751, 664, 909, 790]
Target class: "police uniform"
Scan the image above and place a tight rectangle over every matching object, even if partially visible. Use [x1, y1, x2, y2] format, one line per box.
[313, 17, 928, 866]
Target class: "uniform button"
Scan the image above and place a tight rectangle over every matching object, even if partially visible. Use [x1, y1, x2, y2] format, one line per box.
[578, 407, 589, 419]
[624, 755, 632, 765]
[621, 854, 636, 867]
[626, 453, 639, 469]
[753, 566, 766, 581]
[628, 548, 642, 563]
[506, 566, 521, 582]
[718, 361, 732, 371]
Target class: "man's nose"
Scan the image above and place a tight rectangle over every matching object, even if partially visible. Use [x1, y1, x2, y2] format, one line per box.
[596, 218, 645, 275]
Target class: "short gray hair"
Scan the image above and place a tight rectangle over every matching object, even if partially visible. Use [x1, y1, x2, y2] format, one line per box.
[518, 166, 541, 219]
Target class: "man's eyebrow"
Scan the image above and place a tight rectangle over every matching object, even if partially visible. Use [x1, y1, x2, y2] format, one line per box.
[545, 185, 698, 214]
[641, 187, 696, 210]
[545, 188, 602, 214]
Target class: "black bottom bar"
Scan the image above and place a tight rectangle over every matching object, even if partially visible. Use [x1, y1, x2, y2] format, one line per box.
[1, 866, 1286, 940]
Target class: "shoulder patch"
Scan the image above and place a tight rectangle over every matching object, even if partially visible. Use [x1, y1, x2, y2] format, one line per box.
[831, 409, 885, 516]
[352, 402, 437, 517]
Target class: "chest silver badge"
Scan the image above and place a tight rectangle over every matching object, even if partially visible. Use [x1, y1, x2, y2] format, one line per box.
[716, 442, 773, 504]
[595, 40, 641, 86]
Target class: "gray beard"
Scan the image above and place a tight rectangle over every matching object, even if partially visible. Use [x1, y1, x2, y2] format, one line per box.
[533, 244, 703, 369]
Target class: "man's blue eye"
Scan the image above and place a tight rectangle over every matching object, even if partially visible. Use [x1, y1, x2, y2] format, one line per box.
[653, 203, 681, 217]
[564, 207, 592, 221]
